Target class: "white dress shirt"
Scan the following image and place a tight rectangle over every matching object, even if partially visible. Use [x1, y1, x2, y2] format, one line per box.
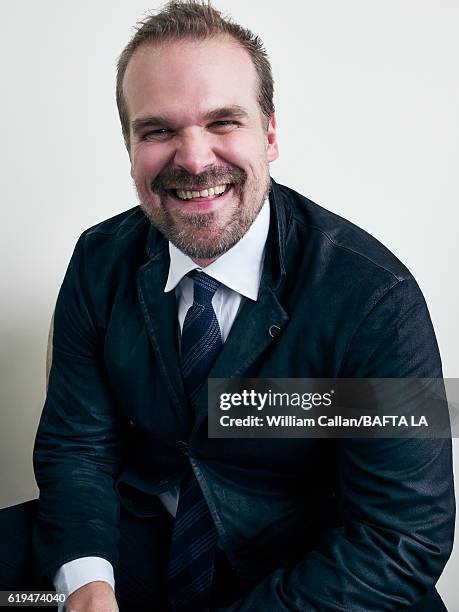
[53, 200, 270, 601]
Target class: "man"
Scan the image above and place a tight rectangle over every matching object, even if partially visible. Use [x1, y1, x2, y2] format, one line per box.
[0, 1, 454, 610]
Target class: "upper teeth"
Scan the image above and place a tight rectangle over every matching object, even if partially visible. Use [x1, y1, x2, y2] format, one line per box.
[175, 184, 228, 200]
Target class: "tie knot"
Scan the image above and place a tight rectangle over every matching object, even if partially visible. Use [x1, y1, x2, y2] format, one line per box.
[188, 270, 220, 305]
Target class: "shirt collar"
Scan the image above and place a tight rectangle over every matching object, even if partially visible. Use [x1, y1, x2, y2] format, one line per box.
[164, 199, 270, 301]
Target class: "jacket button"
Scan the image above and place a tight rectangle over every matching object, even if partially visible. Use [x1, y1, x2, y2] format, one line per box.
[129, 419, 135, 427]
[269, 324, 281, 338]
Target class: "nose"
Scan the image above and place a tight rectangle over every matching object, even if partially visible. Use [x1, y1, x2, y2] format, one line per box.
[173, 130, 217, 175]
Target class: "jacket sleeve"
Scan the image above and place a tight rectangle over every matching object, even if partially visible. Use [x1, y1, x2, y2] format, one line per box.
[221, 278, 455, 611]
[32, 235, 123, 580]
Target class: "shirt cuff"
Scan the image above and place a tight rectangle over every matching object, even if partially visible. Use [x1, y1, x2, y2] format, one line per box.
[53, 556, 114, 611]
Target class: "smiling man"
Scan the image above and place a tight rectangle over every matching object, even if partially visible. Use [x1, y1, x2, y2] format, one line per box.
[0, 2, 454, 611]
[124, 34, 277, 266]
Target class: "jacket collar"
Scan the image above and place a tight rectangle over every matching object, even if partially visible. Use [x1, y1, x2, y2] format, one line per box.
[265, 177, 289, 287]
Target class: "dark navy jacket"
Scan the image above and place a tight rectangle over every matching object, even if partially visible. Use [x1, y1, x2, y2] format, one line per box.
[33, 178, 455, 610]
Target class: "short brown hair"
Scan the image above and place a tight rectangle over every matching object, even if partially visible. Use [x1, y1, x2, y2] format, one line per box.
[116, 0, 275, 148]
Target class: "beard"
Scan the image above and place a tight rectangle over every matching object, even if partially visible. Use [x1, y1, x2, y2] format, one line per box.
[135, 164, 271, 260]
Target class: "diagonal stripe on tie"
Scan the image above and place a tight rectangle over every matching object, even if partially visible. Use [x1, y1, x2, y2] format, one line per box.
[182, 304, 205, 330]
[168, 529, 217, 577]
[172, 498, 208, 540]
[181, 319, 221, 376]
[167, 270, 222, 612]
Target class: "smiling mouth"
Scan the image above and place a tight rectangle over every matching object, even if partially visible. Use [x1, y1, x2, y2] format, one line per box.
[167, 183, 230, 201]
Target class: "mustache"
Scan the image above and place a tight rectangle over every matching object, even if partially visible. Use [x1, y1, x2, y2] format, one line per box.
[150, 166, 246, 193]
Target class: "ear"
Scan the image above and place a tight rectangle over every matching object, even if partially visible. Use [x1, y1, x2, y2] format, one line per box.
[266, 113, 279, 163]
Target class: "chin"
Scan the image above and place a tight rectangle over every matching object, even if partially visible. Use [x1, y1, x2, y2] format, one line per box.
[170, 228, 239, 260]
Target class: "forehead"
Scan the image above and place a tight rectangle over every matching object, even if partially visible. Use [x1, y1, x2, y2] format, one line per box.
[123, 35, 259, 123]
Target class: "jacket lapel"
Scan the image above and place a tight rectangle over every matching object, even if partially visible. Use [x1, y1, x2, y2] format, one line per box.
[192, 286, 289, 427]
[136, 238, 191, 436]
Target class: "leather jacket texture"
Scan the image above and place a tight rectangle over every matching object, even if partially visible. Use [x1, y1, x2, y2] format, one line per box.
[33, 178, 455, 610]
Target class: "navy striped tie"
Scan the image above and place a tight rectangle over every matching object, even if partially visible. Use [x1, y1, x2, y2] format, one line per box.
[168, 271, 222, 612]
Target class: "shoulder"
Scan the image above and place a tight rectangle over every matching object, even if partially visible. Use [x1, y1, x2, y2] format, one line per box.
[275, 181, 411, 284]
[71, 206, 165, 276]
[66, 206, 157, 306]
[79, 206, 150, 255]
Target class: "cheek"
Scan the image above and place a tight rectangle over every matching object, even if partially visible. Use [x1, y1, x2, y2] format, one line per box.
[216, 135, 268, 174]
[131, 145, 168, 181]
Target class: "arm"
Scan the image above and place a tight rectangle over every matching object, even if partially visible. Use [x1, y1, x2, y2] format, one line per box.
[33, 234, 123, 581]
[54, 558, 115, 612]
[64, 582, 117, 612]
[222, 279, 455, 611]
[54, 557, 114, 600]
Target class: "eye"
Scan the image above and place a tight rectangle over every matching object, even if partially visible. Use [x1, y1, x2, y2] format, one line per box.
[142, 129, 173, 141]
[209, 120, 240, 130]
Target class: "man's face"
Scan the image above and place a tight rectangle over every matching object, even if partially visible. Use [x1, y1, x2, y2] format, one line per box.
[123, 35, 278, 262]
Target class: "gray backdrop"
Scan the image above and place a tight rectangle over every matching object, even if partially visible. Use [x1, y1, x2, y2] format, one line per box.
[1, 1, 457, 608]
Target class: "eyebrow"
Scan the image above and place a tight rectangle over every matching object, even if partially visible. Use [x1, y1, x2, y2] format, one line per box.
[131, 105, 250, 135]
